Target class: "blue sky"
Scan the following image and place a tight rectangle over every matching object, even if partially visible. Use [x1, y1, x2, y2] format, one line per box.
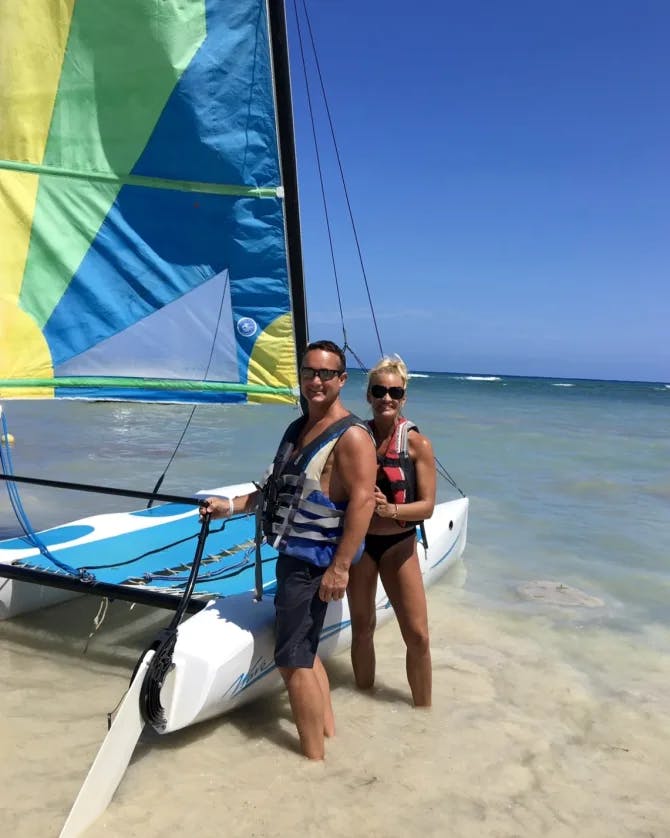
[287, 1, 668, 382]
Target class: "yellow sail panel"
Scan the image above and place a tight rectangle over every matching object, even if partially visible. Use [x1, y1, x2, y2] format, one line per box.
[0, 0, 76, 164]
[0, 0, 76, 303]
[0, 169, 38, 303]
[248, 314, 299, 405]
[0, 0, 74, 398]
[0, 298, 54, 399]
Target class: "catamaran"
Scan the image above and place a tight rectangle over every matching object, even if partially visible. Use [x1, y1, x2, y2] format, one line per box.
[0, 1, 468, 832]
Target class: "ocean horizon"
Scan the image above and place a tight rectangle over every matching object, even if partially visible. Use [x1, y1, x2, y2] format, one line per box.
[360, 366, 669, 388]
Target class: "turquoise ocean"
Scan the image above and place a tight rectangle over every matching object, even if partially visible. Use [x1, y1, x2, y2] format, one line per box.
[1, 371, 668, 836]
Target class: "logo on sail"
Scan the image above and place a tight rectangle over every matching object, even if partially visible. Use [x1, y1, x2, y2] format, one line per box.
[236, 317, 258, 338]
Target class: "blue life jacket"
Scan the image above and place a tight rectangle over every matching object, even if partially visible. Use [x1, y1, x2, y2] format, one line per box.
[261, 413, 368, 567]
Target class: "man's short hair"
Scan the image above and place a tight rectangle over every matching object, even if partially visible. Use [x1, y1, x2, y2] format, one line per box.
[302, 340, 346, 373]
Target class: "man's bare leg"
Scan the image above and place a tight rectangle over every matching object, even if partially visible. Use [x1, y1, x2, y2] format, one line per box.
[313, 655, 335, 736]
[279, 666, 326, 759]
[347, 554, 378, 690]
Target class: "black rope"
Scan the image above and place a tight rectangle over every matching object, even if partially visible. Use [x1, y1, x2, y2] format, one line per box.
[146, 414, 195, 507]
[435, 456, 466, 497]
[78, 522, 227, 572]
[137, 512, 212, 731]
[139, 551, 279, 590]
[184, 553, 276, 587]
[343, 343, 368, 374]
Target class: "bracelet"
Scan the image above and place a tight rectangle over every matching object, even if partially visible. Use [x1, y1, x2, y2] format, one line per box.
[392, 503, 399, 519]
[227, 497, 234, 517]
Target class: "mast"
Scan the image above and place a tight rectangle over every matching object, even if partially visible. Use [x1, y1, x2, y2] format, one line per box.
[268, 0, 309, 367]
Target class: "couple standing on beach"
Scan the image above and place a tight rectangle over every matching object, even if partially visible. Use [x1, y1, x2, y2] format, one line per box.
[199, 340, 436, 759]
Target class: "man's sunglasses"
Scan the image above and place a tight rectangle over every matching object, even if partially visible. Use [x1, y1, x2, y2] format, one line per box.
[300, 367, 343, 381]
[369, 384, 405, 399]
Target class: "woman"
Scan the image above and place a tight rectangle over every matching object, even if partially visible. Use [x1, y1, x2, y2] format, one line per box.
[347, 356, 436, 706]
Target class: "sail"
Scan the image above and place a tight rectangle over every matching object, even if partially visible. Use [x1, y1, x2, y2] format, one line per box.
[0, 0, 302, 404]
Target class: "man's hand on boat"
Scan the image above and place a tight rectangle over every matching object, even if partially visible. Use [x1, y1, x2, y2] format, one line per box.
[199, 496, 231, 520]
[198, 491, 258, 520]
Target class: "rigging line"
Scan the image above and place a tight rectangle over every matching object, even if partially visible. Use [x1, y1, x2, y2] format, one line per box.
[299, 0, 384, 357]
[143, 559, 249, 584]
[78, 522, 230, 572]
[147, 272, 231, 505]
[147, 409, 195, 505]
[140, 544, 277, 587]
[435, 456, 466, 497]
[345, 345, 369, 374]
[291, 1, 346, 340]
[0, 413, 82, 577]
[292, 5, 460, 497]
[143, 551, 252, 584]
[185, 553, 277, 585]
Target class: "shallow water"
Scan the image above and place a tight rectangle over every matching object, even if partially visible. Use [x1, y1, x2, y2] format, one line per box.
[1, 373, 668, 835]
[1, 580, 668, 837]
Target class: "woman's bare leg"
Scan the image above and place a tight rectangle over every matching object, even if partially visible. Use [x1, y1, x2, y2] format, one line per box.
[380, 544, 431, 706]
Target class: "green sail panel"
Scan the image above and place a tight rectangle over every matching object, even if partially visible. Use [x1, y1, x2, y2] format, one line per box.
[0, 0, 299, 404]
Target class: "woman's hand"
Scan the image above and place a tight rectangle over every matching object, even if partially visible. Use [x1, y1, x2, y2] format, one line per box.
[373, 486, 397, 519]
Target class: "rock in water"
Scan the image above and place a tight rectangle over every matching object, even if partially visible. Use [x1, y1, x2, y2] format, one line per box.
[517, 580, 604, 608]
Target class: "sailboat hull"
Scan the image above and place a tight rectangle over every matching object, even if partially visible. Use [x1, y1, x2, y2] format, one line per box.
[0, 496, 468, 733]
[160, 496, 468, 732]
[0, 492, 468, 730]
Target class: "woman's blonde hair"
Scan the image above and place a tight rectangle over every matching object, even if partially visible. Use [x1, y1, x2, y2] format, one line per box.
[367, 354, 409, 388]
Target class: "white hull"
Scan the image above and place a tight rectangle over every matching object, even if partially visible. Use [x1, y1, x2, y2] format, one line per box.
[161, 496, 468, 732]
[0, 577, 77, 620]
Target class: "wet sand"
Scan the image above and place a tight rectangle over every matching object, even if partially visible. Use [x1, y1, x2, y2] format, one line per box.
[1, 575, 668, 838]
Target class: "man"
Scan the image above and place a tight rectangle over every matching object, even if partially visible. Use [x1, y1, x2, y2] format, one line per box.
[200, 340, 376, 759]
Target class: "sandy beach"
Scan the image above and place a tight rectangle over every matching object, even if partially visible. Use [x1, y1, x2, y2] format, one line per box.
[1, 572, 668, 838]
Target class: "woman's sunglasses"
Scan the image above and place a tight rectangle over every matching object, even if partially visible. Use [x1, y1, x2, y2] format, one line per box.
[369, 384, 405, 399]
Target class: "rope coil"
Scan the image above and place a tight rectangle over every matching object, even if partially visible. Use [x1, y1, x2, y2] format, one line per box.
[136, 512, 212, 731]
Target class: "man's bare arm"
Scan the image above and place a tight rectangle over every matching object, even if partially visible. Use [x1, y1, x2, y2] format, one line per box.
[319, 425, 376, 601]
